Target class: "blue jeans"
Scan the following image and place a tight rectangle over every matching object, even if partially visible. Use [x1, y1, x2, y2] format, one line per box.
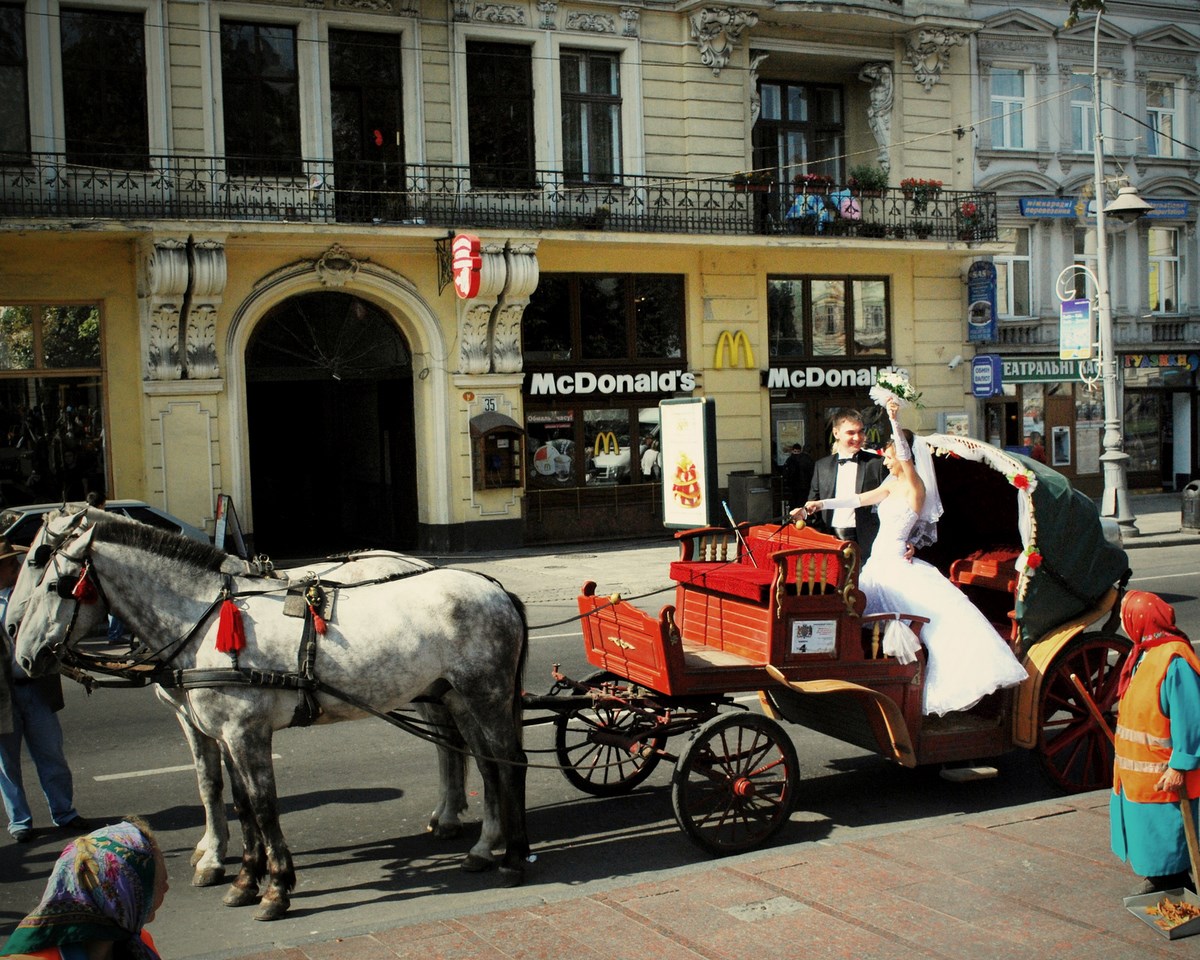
[0, 681, 78, 835]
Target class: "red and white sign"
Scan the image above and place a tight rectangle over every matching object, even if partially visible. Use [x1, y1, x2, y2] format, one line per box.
[451, 233, 482, 299]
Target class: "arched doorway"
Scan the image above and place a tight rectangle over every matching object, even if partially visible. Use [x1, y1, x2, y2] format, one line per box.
[245, 292, 417, 559]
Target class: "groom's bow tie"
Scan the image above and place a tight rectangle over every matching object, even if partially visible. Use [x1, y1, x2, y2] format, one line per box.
[836, 455, 857, 465]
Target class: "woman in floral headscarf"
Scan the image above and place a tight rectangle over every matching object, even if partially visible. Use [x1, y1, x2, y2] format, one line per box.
[1, 818, 168, 960]
[1111, 591, 1200, 895]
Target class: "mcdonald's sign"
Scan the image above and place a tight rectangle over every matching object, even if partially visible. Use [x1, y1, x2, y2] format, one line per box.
[593, 432, 620, 457]
[714, 330, 755, 370]
[451, 233, 482, 299]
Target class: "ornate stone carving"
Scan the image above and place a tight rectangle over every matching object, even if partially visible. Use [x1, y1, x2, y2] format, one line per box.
[690, 8, 758, 77]
[334, 0, 393, 10]
[146, 306, 182, 381]
[859, 62, 893, 173]
[474, 3, 526, 25]
[458, 302, 494, 375]
[143, 240, 188, 381]
[491, 241, 540, 374]
[537, 0, 557, 29]
[452, 0, 471, 21]
[185, 304, 220, 380]
[620, 7, 639, 38]
[749, 49, 769, 124]
[567, 12, 615, 33]
[904, 29, 966, 91]
[315, 243, 360, 288]
[184, 240, 226, 380]
[147, 239, 188, 298]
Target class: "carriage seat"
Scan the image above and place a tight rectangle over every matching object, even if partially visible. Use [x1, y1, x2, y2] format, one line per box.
[949, 546, 1021, 594]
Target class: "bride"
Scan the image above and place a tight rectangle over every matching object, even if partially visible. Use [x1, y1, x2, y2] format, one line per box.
[801, 398, 1028, 715]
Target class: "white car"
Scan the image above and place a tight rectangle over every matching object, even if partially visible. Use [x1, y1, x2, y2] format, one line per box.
[0, 500, 209, 548]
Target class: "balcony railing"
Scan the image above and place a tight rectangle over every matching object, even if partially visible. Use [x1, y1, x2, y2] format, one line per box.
[0, 152, 997, 242]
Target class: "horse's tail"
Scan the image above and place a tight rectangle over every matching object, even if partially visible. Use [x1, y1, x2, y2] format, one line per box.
[506, 591, 528, 741]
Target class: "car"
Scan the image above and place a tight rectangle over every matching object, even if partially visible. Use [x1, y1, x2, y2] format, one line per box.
[0, 500, 210, 548]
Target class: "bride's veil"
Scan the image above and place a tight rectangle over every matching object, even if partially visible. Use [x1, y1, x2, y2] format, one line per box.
[910, 436, 944, 548]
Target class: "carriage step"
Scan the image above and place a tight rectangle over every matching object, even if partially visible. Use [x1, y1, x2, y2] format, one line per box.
[939, 765, 999, 782]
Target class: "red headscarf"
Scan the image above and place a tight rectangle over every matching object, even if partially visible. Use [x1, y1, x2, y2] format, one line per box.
[1116, 590, 1192, 698]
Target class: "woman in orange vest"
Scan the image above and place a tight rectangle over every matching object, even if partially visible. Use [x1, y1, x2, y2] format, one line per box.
[1, 818, 167, 959]
[1111, 591, 1200, 895]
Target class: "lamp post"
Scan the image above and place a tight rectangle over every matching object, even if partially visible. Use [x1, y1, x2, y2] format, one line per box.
[1088, 11, 1151, 535]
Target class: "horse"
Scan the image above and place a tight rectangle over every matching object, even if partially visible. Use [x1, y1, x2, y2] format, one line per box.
[13, 518, 530, 921]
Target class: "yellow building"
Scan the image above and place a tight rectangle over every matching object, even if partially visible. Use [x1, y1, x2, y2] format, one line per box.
[0, 0, 998, 552]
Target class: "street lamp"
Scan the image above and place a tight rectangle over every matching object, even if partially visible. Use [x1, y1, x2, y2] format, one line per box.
[1088, 11, 1151, 535]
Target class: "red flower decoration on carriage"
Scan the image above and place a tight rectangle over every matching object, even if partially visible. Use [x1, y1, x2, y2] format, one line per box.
[1023, 547, 1043, 570]
[1009, 469, 1035, 491]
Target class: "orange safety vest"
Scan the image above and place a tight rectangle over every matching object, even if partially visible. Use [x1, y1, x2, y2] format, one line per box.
[1113, 640, 1200, 804]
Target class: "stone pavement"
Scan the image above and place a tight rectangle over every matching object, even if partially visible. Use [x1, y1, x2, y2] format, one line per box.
[217, 492, 1197, 960]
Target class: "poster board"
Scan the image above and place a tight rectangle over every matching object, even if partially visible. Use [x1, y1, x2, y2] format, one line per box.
[214, 494, 249, 558]
[660, 397, 720, 529]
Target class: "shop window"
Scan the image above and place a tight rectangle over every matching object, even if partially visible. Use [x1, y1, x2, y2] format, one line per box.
[1069, 71, 1101, 153]
[525, 404, 659, 490]
[61, 7, 148, 169]
[767, 275, 890, 359]
[996, 227, 1031, 318]
[1148, 227, 1180, 314]
[562, 49, 620, 184]
[220, 21, 302, 177]
[1146, 79, 1179, 158]
[0, 3, 29, 158]
[0, 303, 105, 503]
[466, 41, 535, 190]
[990, 67, 1026, 149]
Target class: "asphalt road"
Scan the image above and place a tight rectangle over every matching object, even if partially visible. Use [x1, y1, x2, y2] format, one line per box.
[0, 541, 1196, 959]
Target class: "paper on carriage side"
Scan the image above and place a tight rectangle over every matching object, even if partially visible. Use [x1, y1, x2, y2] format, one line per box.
[882, 619, 921, 664]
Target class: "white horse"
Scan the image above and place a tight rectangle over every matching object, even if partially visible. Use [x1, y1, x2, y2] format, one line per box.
[13, 518, 529, 921]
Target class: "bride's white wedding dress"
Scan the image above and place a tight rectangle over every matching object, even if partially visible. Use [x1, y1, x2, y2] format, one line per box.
[860, 478, 1029, 716]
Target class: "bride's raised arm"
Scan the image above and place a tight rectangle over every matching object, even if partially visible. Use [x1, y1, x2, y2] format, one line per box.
[885, 398, 926, 515]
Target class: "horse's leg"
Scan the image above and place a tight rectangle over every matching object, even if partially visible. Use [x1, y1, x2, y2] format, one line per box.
[220, 745, 267, 910]
[221, 728, 295, 921]
[170, 709, 229, 886]
[442, 696, 503, 872]
[416, 700, 468, 840]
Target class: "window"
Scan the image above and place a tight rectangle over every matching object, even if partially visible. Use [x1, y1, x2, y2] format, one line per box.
[1148, 227, 1180, 314]
[0, 3, 28, 158]
[61, 7, 147, 169]
[523, 274, 684, 363]
[1072, 227, 1098, 301]
[220, 21, 301, 176]
[466, 41, 534, 189]
[990, 68, 1026, 149]
[754, 82, 844, 183]
[0, 303, 105, 502]
[561, 49, 621, 183]
[1146, 80, 1178, 158]
[996, 227, 1032, 317]
[1070, 71, 1100, 153]
[767, 276, 890, 359]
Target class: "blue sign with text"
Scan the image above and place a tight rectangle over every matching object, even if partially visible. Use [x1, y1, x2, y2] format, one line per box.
[971, 354, 1003, 398]
[966, 261, 997, 342]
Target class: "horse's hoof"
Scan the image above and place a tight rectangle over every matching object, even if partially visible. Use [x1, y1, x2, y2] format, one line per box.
[428, 821, 463, 840]
[253, 898, 290, 922]
[499, 865, 524, 888]
[222, 884, 260, 908]
[461, 853, 496, 873]
[192, 866, 226, 887]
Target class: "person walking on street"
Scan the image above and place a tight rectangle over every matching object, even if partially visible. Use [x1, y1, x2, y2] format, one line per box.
[802, 409, 886, 559]
[0, 538, 89, 844]
[782, 443, 814, 513]
[1110, 590, 1200, 894]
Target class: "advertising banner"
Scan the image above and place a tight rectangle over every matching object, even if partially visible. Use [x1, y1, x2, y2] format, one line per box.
[660, 398, 719, 529]
[966, 261, 997, 342]
[1059, 298, 1093, 360]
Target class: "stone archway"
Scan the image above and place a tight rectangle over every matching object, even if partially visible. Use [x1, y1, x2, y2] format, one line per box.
[244, 291, 417, 558]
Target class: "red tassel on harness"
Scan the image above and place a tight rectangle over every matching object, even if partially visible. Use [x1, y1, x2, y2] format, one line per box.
[308, 604, 327, 635]
[72, 569, 98, 604]
[216, 599, 246, 653]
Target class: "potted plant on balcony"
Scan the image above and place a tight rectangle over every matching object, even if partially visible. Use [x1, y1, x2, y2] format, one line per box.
[793, 172, 834, 195]
[847, 164, 888, 197]
[729, 170, 774, 192]
[900, 177, 943, 213]
[911, 220, 934, 240]
[957, 199, 984, 241]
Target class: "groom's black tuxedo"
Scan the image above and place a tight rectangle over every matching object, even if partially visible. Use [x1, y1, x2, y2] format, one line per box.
[806, 450, 886, 560]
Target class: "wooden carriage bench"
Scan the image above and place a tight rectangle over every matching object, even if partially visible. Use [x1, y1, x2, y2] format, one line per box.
[948, 546, 1022, 646]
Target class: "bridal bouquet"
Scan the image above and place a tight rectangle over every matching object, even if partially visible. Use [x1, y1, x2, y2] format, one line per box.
[869, 367, 923, 409]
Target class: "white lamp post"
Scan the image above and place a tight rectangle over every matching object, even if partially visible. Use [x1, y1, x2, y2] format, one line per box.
[1088, 11, 1151, 535]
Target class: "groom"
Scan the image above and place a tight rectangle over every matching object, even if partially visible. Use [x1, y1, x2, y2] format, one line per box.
[804, 408, 886, 560]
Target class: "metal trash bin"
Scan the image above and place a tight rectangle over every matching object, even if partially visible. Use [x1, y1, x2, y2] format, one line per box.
[746, 484, 773, 524]
[725, 470, 756, 522]
[1183, 480, 1200, 530]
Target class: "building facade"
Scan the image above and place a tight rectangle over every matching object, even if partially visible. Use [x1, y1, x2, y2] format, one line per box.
[1, 0, 1000, 553]
[969, 0, 1200, 497]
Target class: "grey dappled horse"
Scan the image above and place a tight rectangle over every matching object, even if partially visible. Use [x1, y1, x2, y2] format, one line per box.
[14, 518, 529, 921]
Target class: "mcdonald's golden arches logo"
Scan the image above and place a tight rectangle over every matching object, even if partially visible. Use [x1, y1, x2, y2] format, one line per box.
[714, 329, 755, 369]
[593, 431, 620, 456]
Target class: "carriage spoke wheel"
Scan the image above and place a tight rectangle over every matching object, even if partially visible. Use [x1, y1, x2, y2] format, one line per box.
[671, 713, 797, 856]
[1037, 631, 1132, 793]
[554, 672, 665, 796]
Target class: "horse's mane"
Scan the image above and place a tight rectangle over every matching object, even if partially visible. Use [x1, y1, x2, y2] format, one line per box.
[92, 521, 230, 573]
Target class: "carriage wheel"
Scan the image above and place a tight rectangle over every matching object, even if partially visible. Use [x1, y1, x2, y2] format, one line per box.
[1036, 631, 1132, 793]
[671, 713, 798, 856]
[554, 672, 665, 796]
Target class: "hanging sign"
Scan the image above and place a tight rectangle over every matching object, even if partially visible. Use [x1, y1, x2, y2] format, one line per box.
[971, 354, 1003, 398]
[451, 233, 482, 299]
[966, 260, 997, 343]
[1059, 298, 1093, 360]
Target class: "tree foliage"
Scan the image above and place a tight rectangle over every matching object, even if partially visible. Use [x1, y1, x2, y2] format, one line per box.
[1064, 0, 1107, 28]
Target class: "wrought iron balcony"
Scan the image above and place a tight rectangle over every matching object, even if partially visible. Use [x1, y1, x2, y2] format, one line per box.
[0, 152, 996, 242]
